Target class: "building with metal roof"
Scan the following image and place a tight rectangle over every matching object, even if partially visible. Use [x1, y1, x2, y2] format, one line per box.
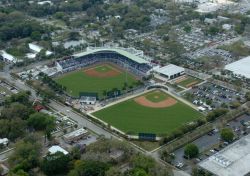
[48, 145, 69, 155]
[155, 64, 185, 79]
[0, 50, 17, 63]
[199, 133, 250, 176]
[225, 56, 250, 79]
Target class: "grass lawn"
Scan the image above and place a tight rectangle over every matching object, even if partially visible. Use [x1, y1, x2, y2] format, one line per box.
[55, 64, 138, 97]
[93, 91, 204, 135]
[131, 140, 160, 151]
[177, 76, 203, 88]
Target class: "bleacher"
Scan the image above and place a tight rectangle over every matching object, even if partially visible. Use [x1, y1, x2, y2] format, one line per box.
[56, 51, 152, 78]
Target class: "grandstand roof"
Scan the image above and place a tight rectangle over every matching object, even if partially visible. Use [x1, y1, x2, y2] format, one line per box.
[73, 48, 149, 64]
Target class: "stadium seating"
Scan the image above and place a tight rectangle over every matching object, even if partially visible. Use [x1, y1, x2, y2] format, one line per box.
[56, 52, 152, 77]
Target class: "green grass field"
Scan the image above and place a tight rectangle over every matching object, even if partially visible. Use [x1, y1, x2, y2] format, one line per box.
[177, 76, 203, 88]
[55, 64, 138, 98]
[93, 90, 204, 135]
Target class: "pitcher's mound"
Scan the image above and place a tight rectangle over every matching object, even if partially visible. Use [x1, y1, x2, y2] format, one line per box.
[134, 96, 177, 108]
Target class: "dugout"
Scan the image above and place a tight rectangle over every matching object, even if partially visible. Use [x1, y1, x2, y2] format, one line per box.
[79, 92, 98, 105]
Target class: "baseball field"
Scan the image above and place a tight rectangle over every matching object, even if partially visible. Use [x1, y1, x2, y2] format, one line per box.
[92, 90, 204, 135]
[55, 64, 138, 98]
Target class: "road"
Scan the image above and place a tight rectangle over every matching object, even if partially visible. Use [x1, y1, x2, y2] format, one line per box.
[49, 100, 118, 139]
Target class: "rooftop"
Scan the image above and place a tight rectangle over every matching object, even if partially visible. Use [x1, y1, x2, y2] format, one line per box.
[73, 47, 149, 64]
[0, 50, 17, 63]
[63, 128, 88, 139]
[156, 64, 185, 76]
[225, 56, 250, 78]
[48, 145, 68, 155]
[199, 133, 250, 176]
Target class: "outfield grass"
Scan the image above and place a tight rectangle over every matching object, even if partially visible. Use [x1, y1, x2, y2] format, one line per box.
[177, 76, 202, 88]
[55, 64, 137, 97]
[93, 91, 204, 135]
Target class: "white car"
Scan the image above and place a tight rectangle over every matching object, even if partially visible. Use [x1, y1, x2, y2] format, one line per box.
[210, 149, 215, 153]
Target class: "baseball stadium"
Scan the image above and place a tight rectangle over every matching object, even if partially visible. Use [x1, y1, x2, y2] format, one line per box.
[91, 89, 204, 135]
[54, 47, 152, 98]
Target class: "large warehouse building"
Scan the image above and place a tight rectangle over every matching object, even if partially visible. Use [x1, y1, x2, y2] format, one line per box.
[155, 64, 185, 79]
[199, 133, 250, 176]
[225, 56, 250, 79]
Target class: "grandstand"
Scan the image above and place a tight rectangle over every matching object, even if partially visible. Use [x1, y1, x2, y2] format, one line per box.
[56, 47, 152, 78]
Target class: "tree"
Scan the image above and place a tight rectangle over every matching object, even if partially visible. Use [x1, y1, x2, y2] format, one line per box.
[5, 91, 30, 106]
[41, 152, 71, 175]
[131, 168, 149, 176]
[220, 128, 234, 142]
[8, 134, 42, 172]
[0, 165, 3, 175]
[68, 160, 109, 176]
[31, 31, 41, 41]
[130, 154, 155, 173]
[27, 112, 55, 131]
[68, 31, 80, 40]
[183, 25, 191, 33]
[105, 167, 123, 176]
[245, 92, 250, 101]
[0, 118, 26, 140]
[1, 102, 34, 120]
[184, 143, 199, 159]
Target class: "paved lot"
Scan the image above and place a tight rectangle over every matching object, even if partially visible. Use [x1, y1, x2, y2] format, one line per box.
[173, 114, 250, 173]
[184, 82, 245, 110]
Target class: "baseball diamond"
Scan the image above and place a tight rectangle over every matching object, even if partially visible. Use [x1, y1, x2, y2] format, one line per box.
[92, 90, 204, 135]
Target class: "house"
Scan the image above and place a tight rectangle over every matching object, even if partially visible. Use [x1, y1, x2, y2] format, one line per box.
[0, 50, 17, 63]
[28, 43, 53, 56]
[0, 138, 8, 146]
[48, 145, 69, 155]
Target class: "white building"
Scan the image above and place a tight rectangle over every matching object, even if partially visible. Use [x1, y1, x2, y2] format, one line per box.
[37, 1, 53, 5]
[0, 138, 8, 146]
[48, 145, 69, 155]
[199, 133, 250, 176]
[0, 50, 17, 63]
[28, 43, 52, 56]
[155, 64, 185, 79]
[225, 56, 250, 78]
[222, 24, 232, 30]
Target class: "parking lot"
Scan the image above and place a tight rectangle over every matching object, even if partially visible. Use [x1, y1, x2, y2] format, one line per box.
[183, 82, 246, 111]
[172, 113, 250, 173]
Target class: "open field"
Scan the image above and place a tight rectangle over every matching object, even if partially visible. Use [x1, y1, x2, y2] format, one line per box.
[55, 64, 138, 98]
[92, 90, 204, 135]
[175, 75, 203, 88]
